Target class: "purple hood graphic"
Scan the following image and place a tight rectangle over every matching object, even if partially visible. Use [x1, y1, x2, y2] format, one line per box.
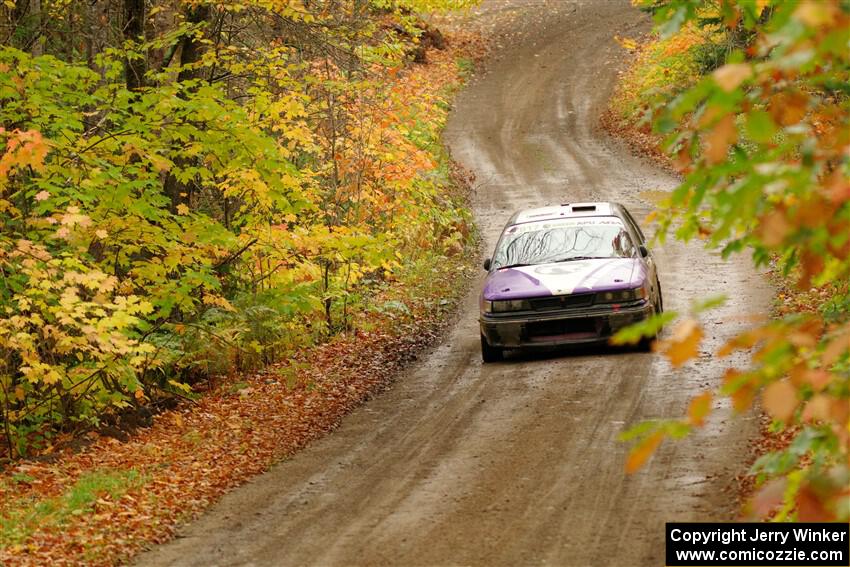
[482, 258, 646, 301]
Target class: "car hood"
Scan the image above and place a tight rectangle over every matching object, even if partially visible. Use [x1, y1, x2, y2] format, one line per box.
[482, 258, 645, 301]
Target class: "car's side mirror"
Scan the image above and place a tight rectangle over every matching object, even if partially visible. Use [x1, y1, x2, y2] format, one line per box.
[483, 258, 491, 271]
[639, 245, 650, 258]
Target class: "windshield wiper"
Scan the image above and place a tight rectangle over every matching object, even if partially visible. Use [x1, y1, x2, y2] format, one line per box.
[497, 257, 609, 269]
[551, 256, 610, 262]
[497, 262, 536, 270]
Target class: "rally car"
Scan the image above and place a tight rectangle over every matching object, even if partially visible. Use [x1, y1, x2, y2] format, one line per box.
[479, 202, 663, 362]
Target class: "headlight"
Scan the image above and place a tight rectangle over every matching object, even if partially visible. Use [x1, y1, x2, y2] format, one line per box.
[597, 287, 647, 303]
[482, 299, 493, 313]
[491, 299, 530, 312]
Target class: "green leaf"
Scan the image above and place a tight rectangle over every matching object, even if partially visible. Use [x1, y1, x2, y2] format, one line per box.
[691, 294, 727, 314]
[610, 311, 676, 345]
[745, 111, 777, 143]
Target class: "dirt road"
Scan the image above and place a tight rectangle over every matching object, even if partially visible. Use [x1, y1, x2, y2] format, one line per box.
[136, 1, 771, 565]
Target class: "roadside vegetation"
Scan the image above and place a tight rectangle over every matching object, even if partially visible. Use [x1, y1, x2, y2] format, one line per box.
[0, 0, 477, 459]
[0, 0, 485, 562]
[0, 235, 476, 564]
[608, 0, 849, 522]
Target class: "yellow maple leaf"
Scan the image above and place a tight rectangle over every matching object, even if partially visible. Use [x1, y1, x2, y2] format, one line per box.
[43, 367, 62, 385]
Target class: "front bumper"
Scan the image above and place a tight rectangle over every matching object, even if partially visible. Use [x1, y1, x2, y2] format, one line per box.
[479, 301, 652, 348]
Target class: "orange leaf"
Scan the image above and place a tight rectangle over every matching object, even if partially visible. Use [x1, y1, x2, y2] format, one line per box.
[787, 332, 817, 349]
[822, 327, 850, 366]
[759, 208, 791, 247]
[732, 384, 756, 412]
[793, 0, 838, 27]
[674, 144, 692, 170]
[717, 333, 753, 357]
[723, 368, 756, 412]
[626, 430, 664, 474]
[762, 380, 797, 422]
[796, 485, 835, 522]
[828, 398, 849, 428]
[713, 63, 751, 92]
[750, 478, 786, 518]
[657, 318, 703, 367]
[794, 197, 830, 229]
[826, 170, 850, 204]
[789, 363, 808, 386]
[804, 370, 832, 391]
[770, 91, 808, 126]
[687, 391, 712, 427]
[703, 114, 737, 165]
[801, 394, 831, 423]
[797, 250, 824, 290]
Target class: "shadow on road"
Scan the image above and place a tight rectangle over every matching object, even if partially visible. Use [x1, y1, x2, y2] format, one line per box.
[499, 341, 646, 363]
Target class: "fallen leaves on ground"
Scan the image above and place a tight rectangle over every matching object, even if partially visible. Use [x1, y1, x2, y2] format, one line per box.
[0, 258, 473, 566]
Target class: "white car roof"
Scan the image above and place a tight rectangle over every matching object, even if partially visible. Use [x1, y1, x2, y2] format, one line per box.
[510, 202, 617, 225]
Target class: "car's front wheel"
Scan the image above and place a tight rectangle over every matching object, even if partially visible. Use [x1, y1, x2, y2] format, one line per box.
[480, 334, 503, 363]
[656, 276, 664, 314]
[639, 293, 664, 352]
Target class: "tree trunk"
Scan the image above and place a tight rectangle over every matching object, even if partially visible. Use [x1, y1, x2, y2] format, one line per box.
[123, 0, 146, 90]
[176, 4, 211, 83]
[162, 3, 211, 212]
[29, 0, 42, 56]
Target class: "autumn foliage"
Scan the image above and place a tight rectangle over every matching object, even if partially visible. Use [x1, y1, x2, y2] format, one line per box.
[614, 0, 850, 522]
[0, 0, 476, 459]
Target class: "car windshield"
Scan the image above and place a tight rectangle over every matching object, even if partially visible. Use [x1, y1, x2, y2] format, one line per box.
[491, 217, 636, 269]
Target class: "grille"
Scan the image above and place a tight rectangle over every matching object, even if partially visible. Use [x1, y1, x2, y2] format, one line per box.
[526, 318, 599, 339]
[529, 293, 594, 312]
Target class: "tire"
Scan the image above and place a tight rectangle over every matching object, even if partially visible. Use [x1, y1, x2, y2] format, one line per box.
[481, 334, 503, 363]
[656, 276, 664, 314]
[638, 292, 663, 352]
